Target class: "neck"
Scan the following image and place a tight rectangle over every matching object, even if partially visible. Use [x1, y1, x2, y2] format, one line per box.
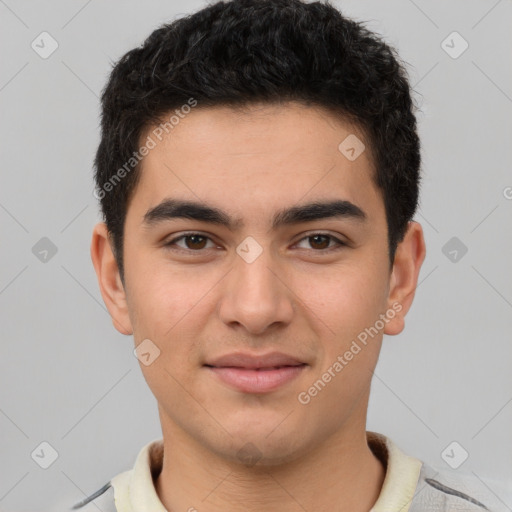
[155, 422, 385, 512]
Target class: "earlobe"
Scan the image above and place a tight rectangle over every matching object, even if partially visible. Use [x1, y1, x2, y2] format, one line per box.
[384, 221, 426, 336]
[90, 222, 134, 336]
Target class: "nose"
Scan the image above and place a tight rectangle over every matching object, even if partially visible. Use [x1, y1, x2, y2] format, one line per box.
[217, 243, 295, 335]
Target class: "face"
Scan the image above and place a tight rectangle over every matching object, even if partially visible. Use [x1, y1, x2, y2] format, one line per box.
[93, 102, 423, 466]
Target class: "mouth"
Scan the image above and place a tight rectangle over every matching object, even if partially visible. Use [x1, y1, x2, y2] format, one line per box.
[204, 360, 307, 393]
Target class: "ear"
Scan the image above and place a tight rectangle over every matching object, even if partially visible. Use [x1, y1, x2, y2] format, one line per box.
[90, 222, 133, 335]
[384, 221, 426, 336]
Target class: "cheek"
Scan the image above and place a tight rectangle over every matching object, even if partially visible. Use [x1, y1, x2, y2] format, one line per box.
[295, 267, 386, 420]
[125, 250, 209, 340]
[294, 261, 388, 341]
[128, 267, 206, 406]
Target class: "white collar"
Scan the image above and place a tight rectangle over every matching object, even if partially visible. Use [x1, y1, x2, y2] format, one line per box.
[110, 432, 422, 512]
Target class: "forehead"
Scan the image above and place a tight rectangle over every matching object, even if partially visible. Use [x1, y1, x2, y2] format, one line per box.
[128, 102, 383, 226]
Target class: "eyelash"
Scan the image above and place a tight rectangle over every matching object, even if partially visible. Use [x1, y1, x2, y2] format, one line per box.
[163, 232, 347, 254]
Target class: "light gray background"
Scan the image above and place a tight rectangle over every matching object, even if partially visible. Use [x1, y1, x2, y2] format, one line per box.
[1, 0, 511, 511]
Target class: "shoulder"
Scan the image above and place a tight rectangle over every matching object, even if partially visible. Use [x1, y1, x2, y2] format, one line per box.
[367, 432, 506, 512]
[410, 462, 505, 512]
[69, 470, 133, 511]
[68, 439, 162, 511]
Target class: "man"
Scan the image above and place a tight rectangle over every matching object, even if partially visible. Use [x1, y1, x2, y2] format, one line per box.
[76, 0, 497, 510]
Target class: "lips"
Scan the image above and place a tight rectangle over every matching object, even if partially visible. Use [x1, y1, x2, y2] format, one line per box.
[204, 352, 307, 393]
[204, 351, 305, 370]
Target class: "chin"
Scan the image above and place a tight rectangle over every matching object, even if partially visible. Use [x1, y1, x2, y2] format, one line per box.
[210, 424, 312, 468]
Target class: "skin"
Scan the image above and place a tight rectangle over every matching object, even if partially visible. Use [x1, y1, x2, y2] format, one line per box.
[91, 101, 426, 512]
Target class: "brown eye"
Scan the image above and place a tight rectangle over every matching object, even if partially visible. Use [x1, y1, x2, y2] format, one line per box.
[164, 233, 216, 251]
[183, 235, 208, 250]
[308, 235, 330, 250]
[295, 233, 345, 251]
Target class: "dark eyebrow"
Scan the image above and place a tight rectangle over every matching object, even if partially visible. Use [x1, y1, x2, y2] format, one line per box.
[271, 200, 366, 230]
[142, 198, 367, 231]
